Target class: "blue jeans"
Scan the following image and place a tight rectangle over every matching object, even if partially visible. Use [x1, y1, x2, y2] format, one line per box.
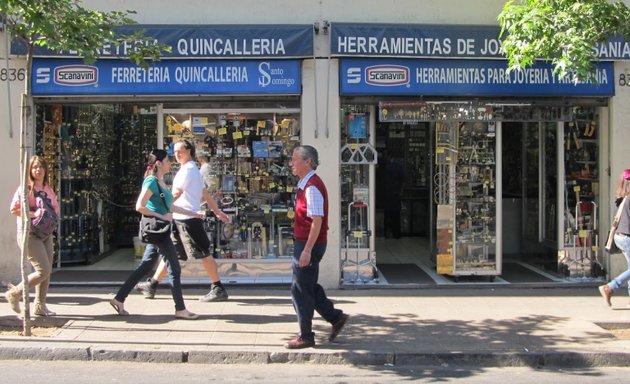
[290, 241, 343, 341]
[608, 233, 630, 295]
[115, 237, 186, 311]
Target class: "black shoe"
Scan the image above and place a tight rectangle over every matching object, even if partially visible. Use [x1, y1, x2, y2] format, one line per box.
[135, 279, 157, 299]
[199, 285, 228, 302]
[329, 314, 349, 342]
[285, 336, 315, 349]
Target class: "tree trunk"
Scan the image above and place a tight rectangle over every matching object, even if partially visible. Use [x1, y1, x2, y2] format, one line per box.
[18, 43, 34, 336]
[19, 95, 32, 335]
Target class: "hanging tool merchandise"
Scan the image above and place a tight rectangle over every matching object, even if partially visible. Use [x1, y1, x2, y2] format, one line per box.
[164, 112, 300, 260]
[559, 107, 604, 279]
[37, 105, 301, 264]
[36, 104, 157, 264]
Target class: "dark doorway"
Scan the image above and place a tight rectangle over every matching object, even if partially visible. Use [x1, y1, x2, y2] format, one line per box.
[502, 121, 559, 272]
[375, 122, 432, 266]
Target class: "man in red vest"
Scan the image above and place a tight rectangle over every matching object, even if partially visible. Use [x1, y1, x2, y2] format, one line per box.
[285, 145, 349, 349]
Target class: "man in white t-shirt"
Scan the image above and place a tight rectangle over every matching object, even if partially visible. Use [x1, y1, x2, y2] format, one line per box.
[137, 139, 231, 302]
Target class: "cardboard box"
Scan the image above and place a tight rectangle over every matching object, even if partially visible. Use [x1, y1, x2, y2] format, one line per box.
[437, 253, 454, 274]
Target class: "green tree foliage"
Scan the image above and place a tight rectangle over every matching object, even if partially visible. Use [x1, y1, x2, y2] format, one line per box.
[0, 0, 170, 67]
[498, 0, 630, 82]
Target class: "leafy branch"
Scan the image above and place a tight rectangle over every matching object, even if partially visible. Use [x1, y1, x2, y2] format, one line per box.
[0, 0, 170, 67]
[498, 0, 630, 82]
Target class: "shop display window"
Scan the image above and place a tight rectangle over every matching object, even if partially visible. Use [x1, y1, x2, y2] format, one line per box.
[162, 111, 300, 261]
[36, 104, 157, 264]
[36, 103, 300, 266]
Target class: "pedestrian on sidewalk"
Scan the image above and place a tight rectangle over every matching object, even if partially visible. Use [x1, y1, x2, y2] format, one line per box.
[599, 168, 630, 307]
[285, 145, 348, 349]
[6, 156, 60, 317]
[110, 149, 201, 319]
[135, 139, 231, 302]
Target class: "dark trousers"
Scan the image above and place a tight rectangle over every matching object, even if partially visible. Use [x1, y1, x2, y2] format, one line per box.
[115, 238, 186, 311]
[291, 240, 343, 341]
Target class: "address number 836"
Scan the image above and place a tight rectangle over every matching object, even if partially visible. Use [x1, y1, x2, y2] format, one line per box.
[0, 68, 26, 82]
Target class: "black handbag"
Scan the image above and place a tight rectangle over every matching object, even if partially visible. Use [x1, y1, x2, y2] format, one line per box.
[605, 197, 628, 254]
[139, 179, 172, 244]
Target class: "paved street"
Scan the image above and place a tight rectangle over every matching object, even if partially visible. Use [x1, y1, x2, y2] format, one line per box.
[2, 360, 630, 383]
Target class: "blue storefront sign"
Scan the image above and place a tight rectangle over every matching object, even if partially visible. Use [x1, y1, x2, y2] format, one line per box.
[32, 58, 301, 96]
[332, 23, 630, 60]
[13, 25, 313, 58]
[340, 58, 614, 97]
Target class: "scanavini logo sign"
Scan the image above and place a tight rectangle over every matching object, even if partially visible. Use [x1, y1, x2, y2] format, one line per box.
[365, 65, 409, 86]
[54, 65, 98, 86]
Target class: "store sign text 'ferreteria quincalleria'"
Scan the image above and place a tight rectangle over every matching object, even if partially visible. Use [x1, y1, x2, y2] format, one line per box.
[14, 25, 313, 58]
[32, 59, 301, 96]
[341, 59, 614, 96]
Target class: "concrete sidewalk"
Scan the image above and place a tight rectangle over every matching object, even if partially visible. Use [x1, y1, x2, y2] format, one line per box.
[1, 286, 629, 367]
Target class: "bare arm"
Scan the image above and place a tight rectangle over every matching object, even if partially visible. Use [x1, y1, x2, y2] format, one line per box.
[10, 191, 43, 218]
[172, 187, 184, 202]
[136, 187, 172, 221]
[136, 188, 202, 220]
[9, 189, 23, 217]
[202, 188, 230, 223]
[171, 203, 204, 218]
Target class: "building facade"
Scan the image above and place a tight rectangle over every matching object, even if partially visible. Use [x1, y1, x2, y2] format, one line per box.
[1, 0, 630, 289]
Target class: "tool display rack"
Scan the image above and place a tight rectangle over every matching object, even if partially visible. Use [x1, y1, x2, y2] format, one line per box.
[115, 111, 158, 245]
[435, 121, 499, 280]
[163, 111, 300, 261]
[337, 105, 379, 284]
[559, 107, 604, 279]
[35, 107, 61, 264]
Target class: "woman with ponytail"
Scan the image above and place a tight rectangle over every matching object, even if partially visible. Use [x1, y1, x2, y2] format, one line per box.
[110, 149, 202, 320]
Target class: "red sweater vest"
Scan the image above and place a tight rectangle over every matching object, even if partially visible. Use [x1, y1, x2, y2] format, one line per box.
[293, 174, 328, 244]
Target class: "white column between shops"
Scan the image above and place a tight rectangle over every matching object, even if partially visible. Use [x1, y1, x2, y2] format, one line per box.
[301, 58, 341, 289]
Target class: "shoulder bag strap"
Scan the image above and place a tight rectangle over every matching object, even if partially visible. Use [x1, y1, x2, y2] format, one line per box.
[26, 185, 41, 209]
[153, 178, 170, 213]
[145, 176, 170, 214]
